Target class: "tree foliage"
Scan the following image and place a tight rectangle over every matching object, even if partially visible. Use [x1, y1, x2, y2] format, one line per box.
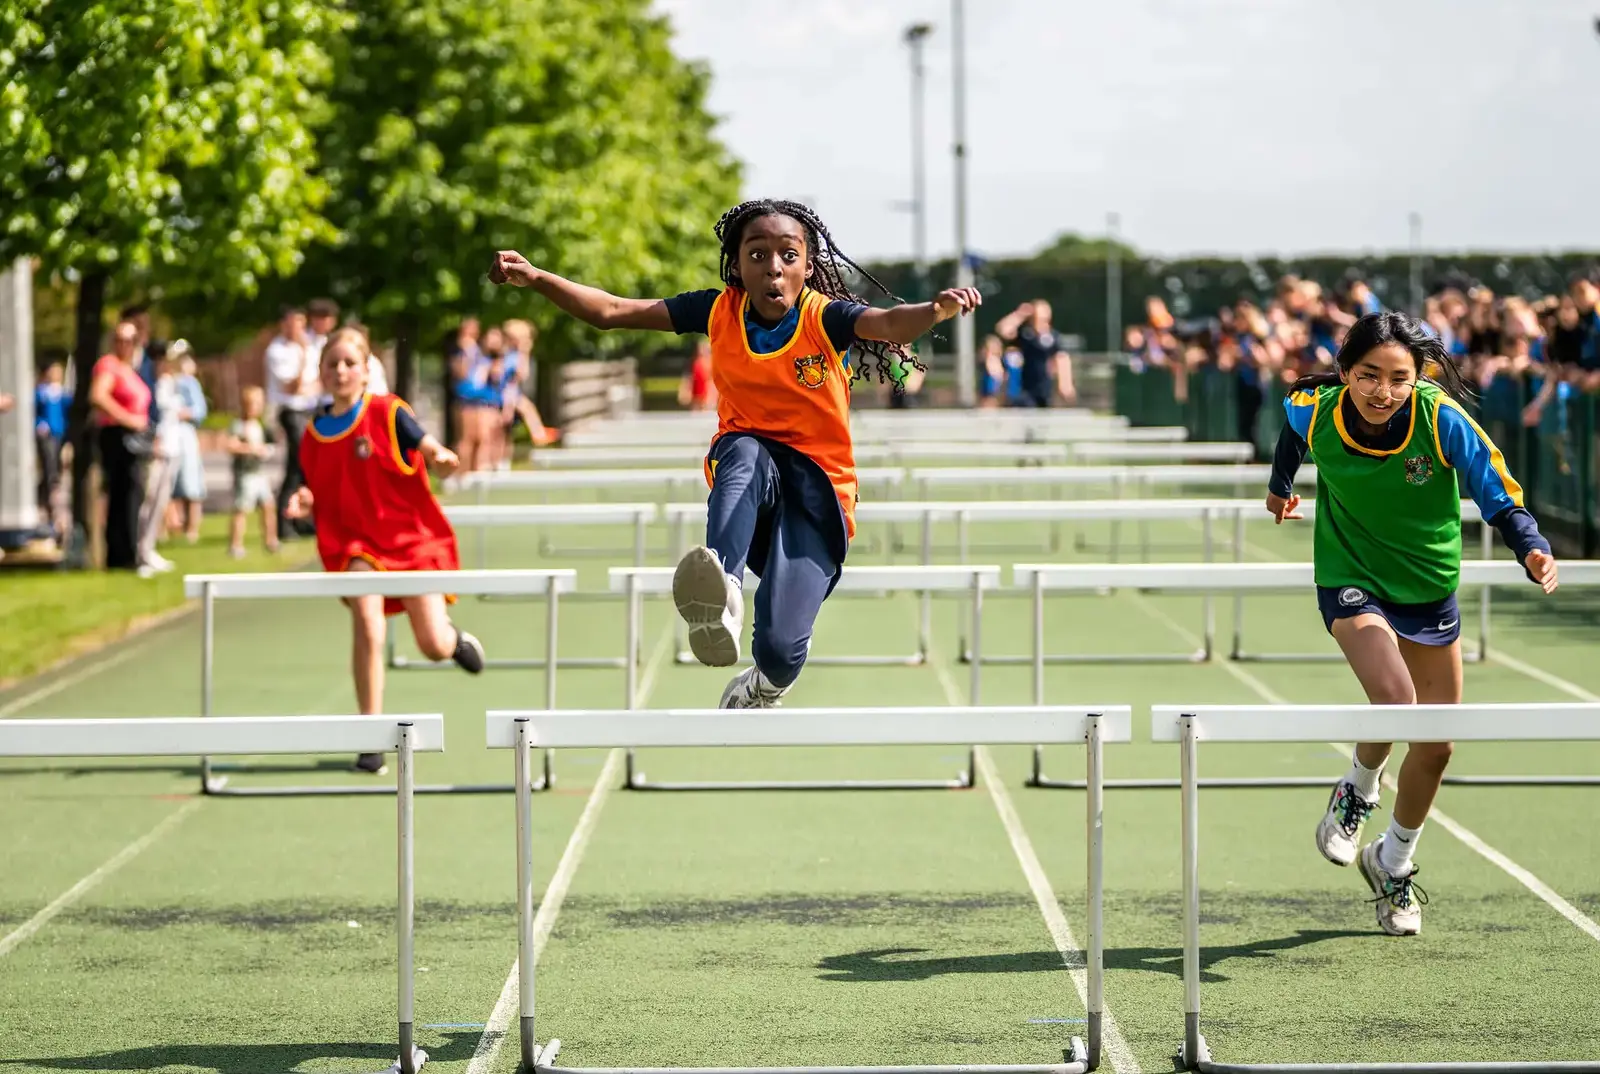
[0, 0, 340, 289]
[191, 0, 741, 368]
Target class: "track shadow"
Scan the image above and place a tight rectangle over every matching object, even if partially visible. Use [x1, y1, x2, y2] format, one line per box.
[0, 1032, 478, 1073]
[0, 759, 354, 779]
[816, 929, 1375, 984]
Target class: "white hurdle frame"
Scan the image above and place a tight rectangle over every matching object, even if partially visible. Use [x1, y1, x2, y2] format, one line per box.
[1153, 702, 1600, 1074]
[1024, 561, 1600, 790]
[486, 704, 1132, 1074]
[184, 570, 575, 796]
[607, 564, 1000, 791]
[0, 714, 445, 1074]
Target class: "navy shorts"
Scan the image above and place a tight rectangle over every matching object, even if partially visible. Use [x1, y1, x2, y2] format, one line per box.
[1316, 585, 1461, 647]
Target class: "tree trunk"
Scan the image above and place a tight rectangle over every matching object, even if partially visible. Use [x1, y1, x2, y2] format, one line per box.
[440, 329, 458, 448]
[393, 312, 418, 404]
[66, 270, 107, 568]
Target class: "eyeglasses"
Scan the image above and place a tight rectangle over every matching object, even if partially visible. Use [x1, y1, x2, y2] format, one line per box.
[1350, 373, 1413, 401]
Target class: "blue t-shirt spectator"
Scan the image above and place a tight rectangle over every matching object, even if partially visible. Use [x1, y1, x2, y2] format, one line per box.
[34, 382, 70, 441]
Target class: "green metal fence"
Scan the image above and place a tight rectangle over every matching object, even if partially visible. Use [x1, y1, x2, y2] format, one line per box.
[1114, 365, 1599, 556]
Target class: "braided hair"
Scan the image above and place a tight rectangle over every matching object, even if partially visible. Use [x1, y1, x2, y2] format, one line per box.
[712, 199, 919, 390]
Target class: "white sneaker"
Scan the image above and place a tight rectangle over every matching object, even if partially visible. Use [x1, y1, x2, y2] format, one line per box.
[673, 546, 743, 667]
[1357, 836, 1427, 936]
[719, 666, 788, 709]
[1315, 780, 1378, 867]
[142, 553, 175, 573]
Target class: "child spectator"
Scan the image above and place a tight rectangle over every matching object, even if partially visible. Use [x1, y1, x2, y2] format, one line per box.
[33, 361, 70, 529]
[228, 386, 279, 558]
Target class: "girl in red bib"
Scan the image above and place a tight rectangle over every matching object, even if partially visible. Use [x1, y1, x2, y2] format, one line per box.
[490, 199, 979, 708]
[287, 327, 486, 773]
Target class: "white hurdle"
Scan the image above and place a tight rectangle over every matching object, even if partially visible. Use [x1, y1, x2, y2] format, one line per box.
[0, 714, 445, 1074]
[1067, 442, 1253, 463]
[908, 464, 1318, 502]
[444, 502, 660, 571]
[1021, 561, 1600, 790]
[485, 704, 1132, 1074]
[1153, 703, 1600, 1073]
[184, 570, 575, 795]
[608, 563, 1000, 791]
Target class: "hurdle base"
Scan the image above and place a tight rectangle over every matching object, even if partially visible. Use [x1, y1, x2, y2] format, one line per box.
[202, 752, 556, 797]
[626, 772, 974, 792]
[384, 1046, 428, 1074]
[1177, 1031, 1600, 1073]
[1030, 774, 1335, 790]
[1230, 648, 1486, 666]
[536, 1037, 1088, 1074]
[392, 655, 626, 671]
[961, 649, 1209, 666]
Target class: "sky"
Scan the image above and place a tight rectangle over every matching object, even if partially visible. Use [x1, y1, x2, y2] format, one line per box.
[654, 0, 1600, 262]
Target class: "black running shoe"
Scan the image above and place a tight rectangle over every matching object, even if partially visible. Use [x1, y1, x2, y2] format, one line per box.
[354, 752, 388, 775]
[453, 629, 485, 674]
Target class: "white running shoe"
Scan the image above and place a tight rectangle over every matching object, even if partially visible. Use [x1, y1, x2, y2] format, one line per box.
[719, 666, 788, 709]
[1315, 780, 1378, 867]
[1357, 836, 1427, 936]
[673, 546, 743, 667]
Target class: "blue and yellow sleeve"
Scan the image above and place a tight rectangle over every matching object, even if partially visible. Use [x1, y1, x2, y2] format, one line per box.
[1283, 389, 1317, 440]
[1436, 397, 1551, 567]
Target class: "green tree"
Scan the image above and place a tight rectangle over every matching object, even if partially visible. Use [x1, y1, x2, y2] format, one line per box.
[0, 0, 339, 550]
[198, 0, 739, 425]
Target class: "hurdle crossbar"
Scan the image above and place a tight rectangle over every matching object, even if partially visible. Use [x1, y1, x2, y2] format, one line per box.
[486, 704, 1131, 1074]
[608, 564, 1000, 791]
[1021, 558, 1600, 790]
[1154, 703, 1600, 1073]
[1067, 442, 1253, 463]
[0, 714, 442, 1074]
[184, 570, 574, 796]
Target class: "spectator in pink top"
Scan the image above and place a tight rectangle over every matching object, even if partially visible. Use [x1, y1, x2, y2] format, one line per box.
[89, 320, 153, 571]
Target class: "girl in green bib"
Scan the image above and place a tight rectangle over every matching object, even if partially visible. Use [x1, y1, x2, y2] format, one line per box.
[1266, 311, 1558, 937]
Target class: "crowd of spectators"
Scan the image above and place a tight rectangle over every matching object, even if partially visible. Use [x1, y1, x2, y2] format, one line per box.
[1123, 270, 1600, 448]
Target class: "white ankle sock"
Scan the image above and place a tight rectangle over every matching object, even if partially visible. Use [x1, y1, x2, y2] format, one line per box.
[1344, 756, 1384, 801]
[1378, 819, 1423, 875]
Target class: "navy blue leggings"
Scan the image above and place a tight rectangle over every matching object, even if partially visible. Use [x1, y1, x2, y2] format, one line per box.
[705, 435, 842, 688]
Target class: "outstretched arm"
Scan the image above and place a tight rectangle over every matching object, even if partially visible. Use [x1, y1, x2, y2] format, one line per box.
[489, 251, 673, 332]
[854, 287, 982, 346]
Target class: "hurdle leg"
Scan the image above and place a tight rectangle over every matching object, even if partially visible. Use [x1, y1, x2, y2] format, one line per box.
[1178, 714, 1206, 1070]
[918, 512, 932, 662]
[633, 512, 646, 568]
[475, 480, 489, 569]
[514, 719, 538, 1072]
[1029, 571, 1048, 787]
[540, 576, 558, 789]
[395, 722, 427, 1074]
[1201, 510, 1215, 662]
[199, 581, 218, 794]
[1084, 714, 1104, 1071]
[1229, 510, 1245, 660]
[624, 574, 643, 788]
[956, 511, 971, 659]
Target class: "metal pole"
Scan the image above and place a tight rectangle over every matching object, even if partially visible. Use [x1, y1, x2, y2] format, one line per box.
[919, 509, 932, 659]
[625, 574, 640, 787]
[200, 581, 215, 793]
[397, 722, 419, 1074]
[1031, 570, 1045, 785]
[1479, 520, 1492, 660]
[968, 569, 983, 704]
[545, 575, 558, 709]
[1201, 510, 1215, 661]
[951, 0, 976, 407]
[1408, 211, 1423, 317]
[1085, 714, 1104, 1072]
[632, 511, 645, 567]
[906, 23, 933, 301]
[1181, 715, 1202, 1065]
[515, 719, 538, 1072]
[1106, 212, 1122, 353]
[1230, 510, 1245, 659]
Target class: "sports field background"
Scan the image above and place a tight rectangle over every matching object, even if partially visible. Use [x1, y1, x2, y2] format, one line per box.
[3, 477, 1599, 1074]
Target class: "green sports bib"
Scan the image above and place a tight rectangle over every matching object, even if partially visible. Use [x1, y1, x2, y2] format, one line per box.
[1305, 382, 1461, 604]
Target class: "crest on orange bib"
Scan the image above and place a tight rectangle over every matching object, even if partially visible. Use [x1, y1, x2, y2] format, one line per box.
[794, 354, 827, 389]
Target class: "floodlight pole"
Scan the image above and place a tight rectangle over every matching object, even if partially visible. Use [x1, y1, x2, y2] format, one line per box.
[951, 0, 976, 407]
[1106, 213, 1122, 352]
[1408, 211, 1423, 316]
[906, 23, 933, 301]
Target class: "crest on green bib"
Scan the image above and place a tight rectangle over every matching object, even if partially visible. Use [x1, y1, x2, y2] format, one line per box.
[1403, 454, 1433, 485]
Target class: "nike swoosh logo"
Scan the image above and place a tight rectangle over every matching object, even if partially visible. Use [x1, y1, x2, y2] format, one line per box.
[1394, 835, 1411, 843]
[1437, 619, 1458, 631]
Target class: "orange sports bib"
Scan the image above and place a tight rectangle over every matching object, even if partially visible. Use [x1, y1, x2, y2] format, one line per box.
[705, 287, 857, 536]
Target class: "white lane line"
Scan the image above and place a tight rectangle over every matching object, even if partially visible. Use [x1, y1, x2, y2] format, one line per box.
[1128, 592, 1600, 948]
[465, 621, 673, 1074]
[0, 797, 204, 957]
[926, 631, 1140, 1074]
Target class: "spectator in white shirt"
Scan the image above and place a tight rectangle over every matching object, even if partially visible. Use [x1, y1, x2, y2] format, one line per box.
[265, 307, 320, 538]
[309, 298, 388, 396]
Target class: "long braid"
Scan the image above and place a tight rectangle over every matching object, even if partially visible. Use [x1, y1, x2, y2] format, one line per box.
[713, 199, 921, 389]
